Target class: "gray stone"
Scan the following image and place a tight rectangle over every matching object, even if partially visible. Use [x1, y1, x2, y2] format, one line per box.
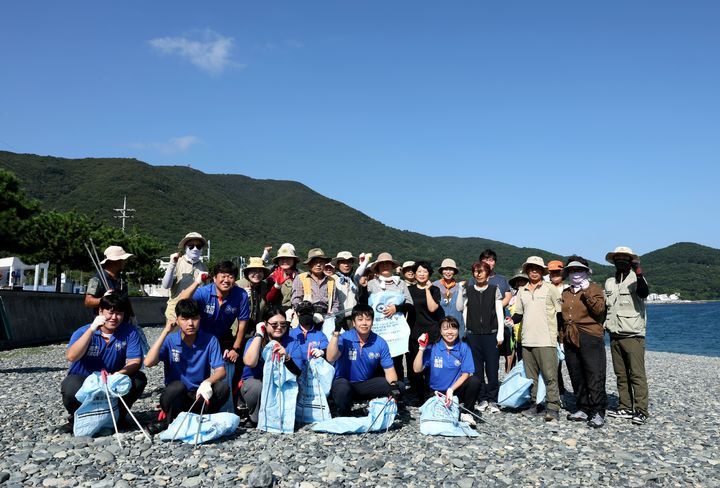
[181, 476, 202, 487]
[247, 464, 274, 488]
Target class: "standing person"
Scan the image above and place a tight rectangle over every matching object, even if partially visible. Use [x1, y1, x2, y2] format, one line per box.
[604, 246, 650, 425]
[332, 251, 359, 313]
[547, 260, 568, 396]
[161, 232, 209, 323]
[237, 257, 271, 331]
[290, 248, 339, 316]
[478, 249, 512, 308]
[60, 293, 146, 433]
[327, 304, 400, 416]
[456, 262, 505, 413]
[510, 256, 563, 422]
[407, 261, 444, 401]
[401, 261, 416, 287]
[84, 246, 133, 312]
[561, 256, 608, 428]
[434, 258, 466, 338]
[143, 299, 229, 434]
[266, 244, 300, 311]
[412, 316, 481, 426]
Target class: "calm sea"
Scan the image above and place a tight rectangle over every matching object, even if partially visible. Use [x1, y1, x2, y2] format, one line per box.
[644, 302, 720, 357]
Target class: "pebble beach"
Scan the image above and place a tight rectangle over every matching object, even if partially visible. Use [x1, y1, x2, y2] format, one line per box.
[1, 326, 719, 488]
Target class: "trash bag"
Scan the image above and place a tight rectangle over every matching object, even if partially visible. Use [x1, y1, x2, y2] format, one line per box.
[498, 360, 548, 408]
[418, 395, 478, 437]
[159, 412, 240, 444]
[311, 397, 397, 434]
[73, 372, 131, 437]
[258, 341, 298, 434]
[295, 357, 334, 424]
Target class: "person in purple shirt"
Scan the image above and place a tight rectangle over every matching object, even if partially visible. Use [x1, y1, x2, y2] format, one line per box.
[59, 293, 146, 433]
[327, 304, 400, 416]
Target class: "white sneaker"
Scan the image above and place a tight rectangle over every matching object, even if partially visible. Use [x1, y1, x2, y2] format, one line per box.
[460, 413, 477, 427]
[476, 400, 489, 412]
[486, 402, 500, 413]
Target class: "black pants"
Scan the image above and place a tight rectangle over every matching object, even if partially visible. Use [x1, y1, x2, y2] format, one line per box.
[406, 340, 430, 399]
[454, 375, 482, 410]
[564, 332, 607, 416]
[61, 371, 147, 417]
[393, 355, 405, 385]
[331, 377, 391, 416]
[160, 380, 230, 421]
[465, 333, 500, 403]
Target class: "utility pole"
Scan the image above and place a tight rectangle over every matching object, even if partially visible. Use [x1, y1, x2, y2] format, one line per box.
[114, 196, 135, 232]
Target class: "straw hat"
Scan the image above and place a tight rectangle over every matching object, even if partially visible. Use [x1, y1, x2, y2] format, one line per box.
[438, 258, 459, 274]
[521, 256, 548, 275]
[243, 257, 270, 279]
[178, 232, 207, 249]
[100, 246, 133, 264]
[372, 252, 400, 272]
[547, 260, 564, 272]
[605, 246, 639, 264]
[332, 251, 356, 266]
[272, 244, 299, 264]
[303, 248, 331, 265]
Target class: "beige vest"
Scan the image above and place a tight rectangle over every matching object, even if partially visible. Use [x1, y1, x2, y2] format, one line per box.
[604, 271, 647, 337]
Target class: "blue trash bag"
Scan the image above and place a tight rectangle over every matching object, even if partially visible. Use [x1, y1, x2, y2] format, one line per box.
[159, 411, 240, 444]
[218, 361, 236, 414]
[311, 397, 397, 434]
[419, 395, 478, 437]
[73, 372, 131, 437]
[556, 344, 565, 362]
[296, 358, 334, 424]
[258, 341, 298, 434]
[497, 360, 547, 408]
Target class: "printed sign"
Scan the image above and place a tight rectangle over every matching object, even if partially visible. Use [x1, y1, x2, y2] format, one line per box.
[369, 291, 411, 357]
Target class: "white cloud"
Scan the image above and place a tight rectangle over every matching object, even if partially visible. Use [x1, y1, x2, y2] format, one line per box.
[130, 135, 200, 154]
[148, 29, 239, 75]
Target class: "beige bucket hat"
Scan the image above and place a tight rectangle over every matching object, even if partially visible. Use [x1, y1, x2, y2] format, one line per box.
[178, 232, 207, 249]
[438, 258, 459, 274]
[243, 256, 270, 279]
[332, 251, 356, 266]
[521, 256, 548, 275]
[605, 246, 639, 264]
[273, 244, 299, 264]
[101, 246, 133, 264]
[303, 248, 332, 265]
[372, 252, 400, 272]
[401, 261, 415, 270]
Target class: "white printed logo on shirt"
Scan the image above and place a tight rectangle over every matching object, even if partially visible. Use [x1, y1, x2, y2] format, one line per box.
[171, 348, 181, 363]
[454, 359, 461, 367]
[349, 349, 357, 361]
[368, 352, 380, 360]
[434, 356, 443, 368]
[87, 344, 101, 357]
[205, 304, 215, 315]
[225, 306, 237, 315]
[114, 340, 127, 351]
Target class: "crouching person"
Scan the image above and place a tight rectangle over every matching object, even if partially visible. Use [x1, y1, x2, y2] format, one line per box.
[144, 299, 229, 434]
[241, 305, 302, 426]
[60, 293, 147, 433]
[327, 304, 400, 416]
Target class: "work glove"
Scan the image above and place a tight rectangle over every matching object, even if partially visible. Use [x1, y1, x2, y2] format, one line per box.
[504, 316, 514, 326]
[313, 313, 324, 324]
[90, 315, 106, 332]
[169, 252, 180, 265]
[632, 259, 643, 275]
[255, 322, 266, 336]
[197, 381, 213, 402]
[418, 333, 429, 351]
[389, 382, 401, 400]
[270, 267, 289, 286]
[103, 289, 115, 297]
[444, 389, 454, 407]
[580, 279, 590, 290]
[310, 348, 325, 358]
[195, 271, 209, 284]
[334, 319, 343, 333]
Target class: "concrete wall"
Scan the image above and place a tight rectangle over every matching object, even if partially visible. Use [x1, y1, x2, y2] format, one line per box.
[0, 290, 167, 349]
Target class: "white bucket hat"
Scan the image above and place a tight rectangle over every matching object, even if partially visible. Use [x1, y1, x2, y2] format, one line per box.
[605, 246, 639, 264]
[332, 251, 356, 266]
[178, 232, 207, 249]
[101, 246, 133, 264]
[273, 244, 299, 264]
[521, 256, 548, 275]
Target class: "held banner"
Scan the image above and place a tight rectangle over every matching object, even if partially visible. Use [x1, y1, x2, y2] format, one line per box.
[369, 291, 411, 357]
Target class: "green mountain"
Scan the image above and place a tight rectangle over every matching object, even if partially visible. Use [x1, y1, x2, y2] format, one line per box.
[2, 150, 719, 299]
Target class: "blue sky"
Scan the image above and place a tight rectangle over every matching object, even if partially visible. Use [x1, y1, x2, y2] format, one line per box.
[1, 1, 718, 263]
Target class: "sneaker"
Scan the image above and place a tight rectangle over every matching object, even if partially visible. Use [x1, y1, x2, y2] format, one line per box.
[460, 413, 477, 427]
[631, 411, 647, 425]
[486, 402, 500, 413]
[587, 413, 605, 428]
[544, 409, 560, 422]
[146, 420, 169, 435]
[606, 408, 633, 419]
[477, 400, 489, 412]
[567, 410, 589, 422]
[521, 405, 539, 417]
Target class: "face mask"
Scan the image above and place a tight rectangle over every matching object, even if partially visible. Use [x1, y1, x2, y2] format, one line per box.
[570, 271, 588, 285]
[614, 260, 631, 272]
[185, 246, 202, 263]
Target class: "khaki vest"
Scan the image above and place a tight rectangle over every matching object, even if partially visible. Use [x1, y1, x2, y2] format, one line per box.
[604, 271, 647, 337]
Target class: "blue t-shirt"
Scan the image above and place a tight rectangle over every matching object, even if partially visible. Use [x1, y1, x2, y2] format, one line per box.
[241, 335, 292, 380]
[286, 326, 329, 371]
[192, 284, 250, 341]
[334, 329, 393, 383]
[422, 341, 475, 391]
[159, 330, 224, 390]
[67, 322, 143, 376]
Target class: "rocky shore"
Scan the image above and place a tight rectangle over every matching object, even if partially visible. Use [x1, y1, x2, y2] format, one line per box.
[1, 326, 718, 487]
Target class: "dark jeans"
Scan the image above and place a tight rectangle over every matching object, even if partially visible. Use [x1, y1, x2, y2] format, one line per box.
[465, 333, 500, 403]
[61, 371, 147, 417]
[564, 332, 607, 416]
[331, 377, 391, 416]
[160, 380, 230, 421]
[454, 375, 482, 410]
[393, 355, 405, 385]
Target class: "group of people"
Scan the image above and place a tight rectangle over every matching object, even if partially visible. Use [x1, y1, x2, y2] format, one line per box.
[59, 232, 651, 435]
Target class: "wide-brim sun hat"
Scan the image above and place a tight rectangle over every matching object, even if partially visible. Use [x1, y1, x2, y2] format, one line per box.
[438, 258, 459, 274]
[332, 251, 356, 266]
[521, 256, 548, 275]
[401, 261, 415, 270]
[605, 246, 639, 264]
[273, 244, 299, 264]
[243, 256, 270, 279]
[372, 252, 400, 272]
[562, 260, 593, 278]
[508, 272, 529, 288]
[178, 232, 207, 250]
[100, 246, 133, 264]
[303, 248, 332, 265]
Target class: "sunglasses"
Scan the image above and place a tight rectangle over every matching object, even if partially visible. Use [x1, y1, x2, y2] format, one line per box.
[187, 244, 204, 250]
[267, 321, 288, 329]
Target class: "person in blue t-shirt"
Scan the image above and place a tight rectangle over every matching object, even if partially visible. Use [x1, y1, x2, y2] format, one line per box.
[285, 300, 329, 371]
[327, 304, 401, 416]
[144, 299, 229, 434]
[59, 293, 147, 433]
[413, 316, 481, 426]
[241, 305, 302, 426]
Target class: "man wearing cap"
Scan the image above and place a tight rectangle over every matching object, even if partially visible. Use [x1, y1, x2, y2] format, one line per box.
[266, 243, 300, 310]
[84, 245, 133, 311]
[510, 256, 563, 421]
[603, 246, 650, 425]
[291, 248, 340, 316]
[161, 232, 209, 323]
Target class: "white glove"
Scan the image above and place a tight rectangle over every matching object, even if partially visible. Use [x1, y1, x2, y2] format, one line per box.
[312, 313, 324, 324]
[445, 389, 454, 407]
[197, 381, 213, 402]
[195, 271, 209, 284]
[90, 315, 106, 332]
[285, 308, 296, 323]
[169, 252, 180, 265]
[255, 322, 266, 336]
[311, 348, 325, 358]
[580, 279, 590, 290]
